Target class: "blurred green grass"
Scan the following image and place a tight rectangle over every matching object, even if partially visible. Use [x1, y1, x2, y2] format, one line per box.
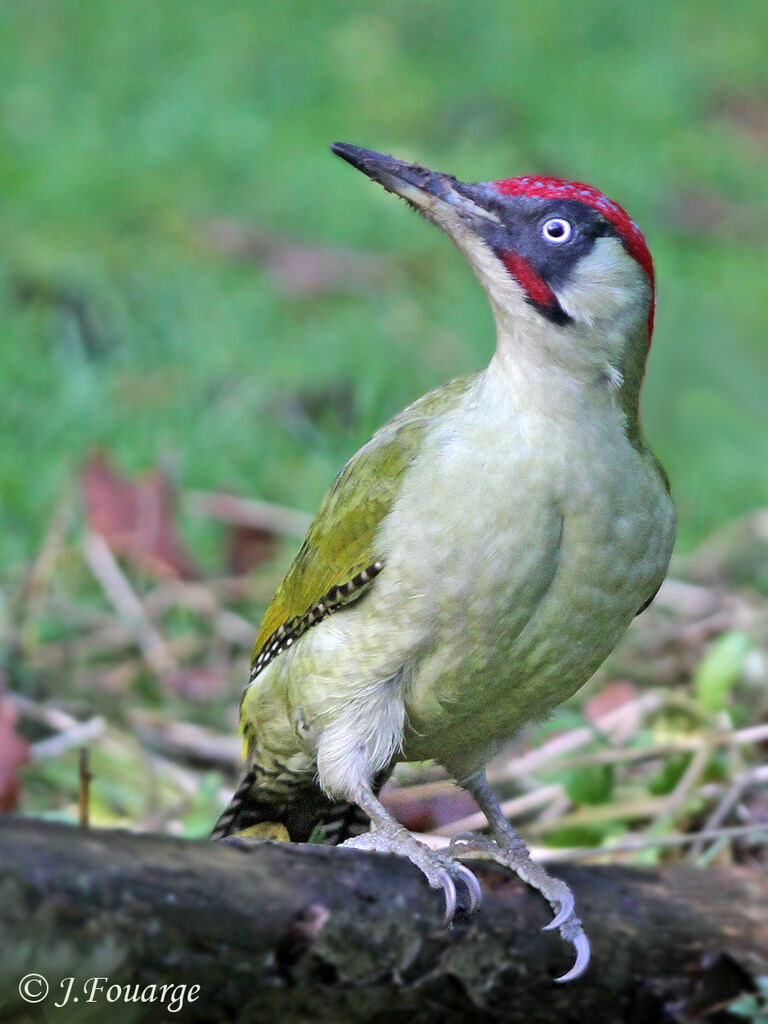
[1, 0, 767, 567]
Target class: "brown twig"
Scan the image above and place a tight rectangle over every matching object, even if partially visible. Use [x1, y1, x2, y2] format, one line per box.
[81, 529, 177, 676]
[130, 711, 241, 769]
[186, 489, 312, 538]
[30, 716, 105, 760]
[78, 747, 92, 828]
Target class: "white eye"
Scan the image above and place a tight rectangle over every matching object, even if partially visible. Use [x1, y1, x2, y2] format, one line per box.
[541, 217, 573, 244]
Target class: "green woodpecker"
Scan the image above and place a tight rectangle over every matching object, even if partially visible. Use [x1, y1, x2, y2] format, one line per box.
[212, 143, 676, 981]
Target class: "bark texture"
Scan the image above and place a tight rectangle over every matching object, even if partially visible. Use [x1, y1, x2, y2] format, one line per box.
[0, 817, 765, 1023]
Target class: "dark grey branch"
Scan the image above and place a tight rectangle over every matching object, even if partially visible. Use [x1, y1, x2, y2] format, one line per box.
[0, 818, 765, 1023]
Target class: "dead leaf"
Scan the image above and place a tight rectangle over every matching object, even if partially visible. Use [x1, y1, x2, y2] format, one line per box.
[226, 525, 278, 576]
[381, 783, 476, 833]
[584, 680, 639, 723]
[0, 696, 30, 812]
[81, 453, 198, 580]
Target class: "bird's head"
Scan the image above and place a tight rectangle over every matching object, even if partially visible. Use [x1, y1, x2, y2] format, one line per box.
[332, 142, 654, 413]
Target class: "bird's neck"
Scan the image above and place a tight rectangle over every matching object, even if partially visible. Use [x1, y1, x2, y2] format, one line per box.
[488, 301, 649, 446]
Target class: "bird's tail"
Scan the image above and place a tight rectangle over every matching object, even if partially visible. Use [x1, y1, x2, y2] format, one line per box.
[210, 768, 370, 845]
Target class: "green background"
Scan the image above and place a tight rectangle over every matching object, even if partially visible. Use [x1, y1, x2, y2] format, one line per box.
[2, 0, 767, 566]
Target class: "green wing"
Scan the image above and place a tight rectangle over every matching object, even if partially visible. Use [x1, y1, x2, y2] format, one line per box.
[251, 374, 479, 665]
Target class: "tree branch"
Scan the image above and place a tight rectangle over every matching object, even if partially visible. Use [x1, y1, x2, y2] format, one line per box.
[0, 818, 765, 1023]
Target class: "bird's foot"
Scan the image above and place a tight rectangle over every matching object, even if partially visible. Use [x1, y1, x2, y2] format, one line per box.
[342, 827, 482, 925]
[448, 831, 590, 982]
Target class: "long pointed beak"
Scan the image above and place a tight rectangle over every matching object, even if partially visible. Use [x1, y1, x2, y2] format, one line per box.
[331, 142, 500, 228]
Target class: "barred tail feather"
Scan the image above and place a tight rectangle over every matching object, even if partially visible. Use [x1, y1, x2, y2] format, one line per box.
[210, 768, 260, 840]
[210, 769, 371, 844]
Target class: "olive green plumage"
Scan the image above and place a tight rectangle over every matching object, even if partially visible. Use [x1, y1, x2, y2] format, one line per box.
[251, 374, 479, 669]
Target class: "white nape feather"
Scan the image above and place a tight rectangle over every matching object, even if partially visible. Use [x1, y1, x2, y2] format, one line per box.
[606, 364, 625, 390]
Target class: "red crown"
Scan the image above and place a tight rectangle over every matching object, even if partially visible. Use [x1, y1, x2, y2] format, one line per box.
[493, 176, 654, 289]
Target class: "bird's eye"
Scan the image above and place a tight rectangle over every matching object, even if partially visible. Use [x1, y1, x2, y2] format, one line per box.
[541, 218, 573, 244]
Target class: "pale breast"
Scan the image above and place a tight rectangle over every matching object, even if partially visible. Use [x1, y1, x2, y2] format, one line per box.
[247, 367, 675, 788]
[393, 377, 676, 772]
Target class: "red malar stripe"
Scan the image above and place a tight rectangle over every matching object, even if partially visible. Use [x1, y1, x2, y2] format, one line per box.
[497, 249, 559, 310]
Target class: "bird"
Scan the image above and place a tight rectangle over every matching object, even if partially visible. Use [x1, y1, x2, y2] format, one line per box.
[212, 142, 676, 982]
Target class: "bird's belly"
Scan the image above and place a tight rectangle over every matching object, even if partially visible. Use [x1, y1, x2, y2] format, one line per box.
[398, 444, 674, 773]
[247, 384, 675, 792]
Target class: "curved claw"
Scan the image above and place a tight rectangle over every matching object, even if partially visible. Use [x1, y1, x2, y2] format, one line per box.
[438, 870, 458, 926]
[452, 862, 483, 913]
[554, 931, 591, 983]
[542, 890, 575, 932]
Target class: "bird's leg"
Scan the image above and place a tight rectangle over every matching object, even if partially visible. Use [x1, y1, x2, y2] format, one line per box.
[449, 771, 591, 982]
[341, 785, 482, 925]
